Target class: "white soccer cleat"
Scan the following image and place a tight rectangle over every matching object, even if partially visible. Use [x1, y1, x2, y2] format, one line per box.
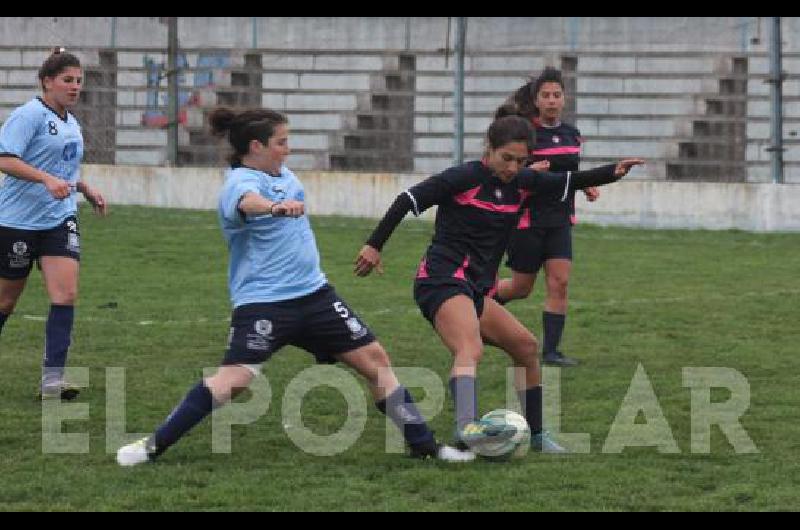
[436, 444, 476, 463]
[116, 437, 154, 467]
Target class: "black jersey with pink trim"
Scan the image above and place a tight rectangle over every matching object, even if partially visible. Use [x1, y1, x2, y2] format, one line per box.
[365, 160, 619, 296]
[406, 161, 524, 294]
[520, 120, 583, 228]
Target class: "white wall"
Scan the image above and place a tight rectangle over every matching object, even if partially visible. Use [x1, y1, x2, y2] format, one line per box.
[78, 165, 800, 232]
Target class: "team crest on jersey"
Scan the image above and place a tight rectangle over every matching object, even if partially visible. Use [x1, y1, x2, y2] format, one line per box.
[62, 142, 78, 161]
[494, 188, 503, 201]
[552, 136, 560, 144]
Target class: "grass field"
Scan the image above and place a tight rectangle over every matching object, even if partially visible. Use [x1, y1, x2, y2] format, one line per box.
[1, 204, 799, 511]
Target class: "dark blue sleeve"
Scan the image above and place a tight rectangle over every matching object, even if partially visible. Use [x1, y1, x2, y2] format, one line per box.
[516, 164, 618, 198]
[366, 165, 477, 250]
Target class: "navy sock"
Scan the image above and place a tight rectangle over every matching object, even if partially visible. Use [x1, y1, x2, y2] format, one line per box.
[376, 386, 435, 449]
[153, 381, 216, 457]
[0, 311, 8, 335]
[543, 311, 566, 354]
[449, 376, 478, 434]
[518, 385, 543, 435]
[42, 304, 74, 386]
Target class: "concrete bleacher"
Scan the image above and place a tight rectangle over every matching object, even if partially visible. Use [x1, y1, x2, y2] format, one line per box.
[1, 44, 798, 183]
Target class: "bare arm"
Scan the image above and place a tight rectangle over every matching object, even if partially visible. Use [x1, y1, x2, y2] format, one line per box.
[0, 156, 70, 199]
[238, 191, 304, 218]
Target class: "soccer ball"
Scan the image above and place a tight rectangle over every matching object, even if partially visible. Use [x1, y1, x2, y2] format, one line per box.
[475, 409, 531, 461]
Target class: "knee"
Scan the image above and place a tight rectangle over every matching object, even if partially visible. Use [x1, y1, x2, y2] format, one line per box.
[511, 282, 533, 299]
[547, 276, 569, 299]
[52, 289, 78, 306]
[520, 335, 539, 364]
[0, 299, 16, 315]
[454, 347, 483, 367]
[205, 367, 254, 403]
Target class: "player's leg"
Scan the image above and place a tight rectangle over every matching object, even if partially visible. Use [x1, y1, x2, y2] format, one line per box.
[336, 341, 473, 462]
[117, 303, 290, 466]
[541, 225, 577, 367]
[480, 298, 564, 453]
[427, 290, 517, 448]
[39, 256, 80, 399]
[293, 284, 473, 461]
[0, 226, 34, 337]
[116, 365, 256, 466]
[479, 297, 566, 453]
[38, 218, 83, 399]
[0, 278, 27, 336]
[494, 228, 545, 305]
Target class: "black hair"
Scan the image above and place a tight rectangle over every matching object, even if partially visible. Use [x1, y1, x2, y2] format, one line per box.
[493, 102, 523, 120]
[38, 47, 81, 89]
[486, 115, 534, 151]
[208, 107, 288, 166]
[508, 66, 565, 119]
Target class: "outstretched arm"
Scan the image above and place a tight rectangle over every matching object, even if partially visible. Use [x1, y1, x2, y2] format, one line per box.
[517, 159, 645, 198]
[355, 192, 416, 276]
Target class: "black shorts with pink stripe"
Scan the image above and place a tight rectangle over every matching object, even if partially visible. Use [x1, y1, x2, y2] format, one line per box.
[412, 250, 485, 325]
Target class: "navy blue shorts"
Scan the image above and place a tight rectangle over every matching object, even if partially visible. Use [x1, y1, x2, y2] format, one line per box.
[0, 216, 81, 280]
[222, 284, 376, 367]
[414, 279, 485, 326]
[506, 225, 572, 274]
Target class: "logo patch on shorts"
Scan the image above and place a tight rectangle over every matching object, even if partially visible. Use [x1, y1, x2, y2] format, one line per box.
[8, 241, 31, 269]
[12, 241, 27, 255]
[247, 319, 274, 351]
[254, 319, 272, 336]
[346, 317, 368, 340]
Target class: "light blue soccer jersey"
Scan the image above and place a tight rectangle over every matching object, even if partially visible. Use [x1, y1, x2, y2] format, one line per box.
[218, 165, 327, 307]
[0, 97, 83, 230]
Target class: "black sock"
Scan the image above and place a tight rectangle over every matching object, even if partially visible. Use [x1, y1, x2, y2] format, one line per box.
[376, 386, 436, 452]
[153, 381, 216, 457]
[449, 376, 478, 434]
[542, 311, 566, 354]
[0, 311, 8, 335]
[42, 305, 74, 387]
[518, 385, 543, 435]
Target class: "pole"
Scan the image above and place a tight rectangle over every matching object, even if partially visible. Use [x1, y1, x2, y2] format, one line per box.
[167, 17, 179, 166]
[453, 17, 466, 166]
[768, 17, 784, 183]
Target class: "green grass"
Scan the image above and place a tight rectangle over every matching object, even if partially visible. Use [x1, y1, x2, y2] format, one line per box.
[1, 204, 799, 511]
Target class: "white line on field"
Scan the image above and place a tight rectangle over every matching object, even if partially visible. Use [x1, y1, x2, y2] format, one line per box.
[16, 288, 800, 326]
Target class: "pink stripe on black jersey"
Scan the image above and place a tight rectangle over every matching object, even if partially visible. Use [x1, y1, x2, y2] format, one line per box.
[533, 146, 581, 157]
[522, 121, 583, 228]
[453, 186, 522, 214]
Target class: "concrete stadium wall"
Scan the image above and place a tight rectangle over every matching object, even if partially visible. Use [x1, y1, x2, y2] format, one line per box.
[0, 17, 791, 53]
[79, 165, 800, 232]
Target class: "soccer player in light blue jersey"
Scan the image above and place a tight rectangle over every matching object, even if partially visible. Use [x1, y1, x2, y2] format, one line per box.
[116, 107, 474, 465]
[0, 47, 107, 400]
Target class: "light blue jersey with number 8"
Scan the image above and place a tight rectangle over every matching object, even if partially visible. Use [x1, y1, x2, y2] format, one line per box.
[0, 97, 83, 230]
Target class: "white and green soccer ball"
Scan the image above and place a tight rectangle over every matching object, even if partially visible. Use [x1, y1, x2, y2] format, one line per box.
[476, 409, 531, 461]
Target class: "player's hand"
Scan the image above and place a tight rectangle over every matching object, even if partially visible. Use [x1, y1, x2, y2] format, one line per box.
[529, 160, 550, 172]
[43, 175, 70, 199]
[614, 158, 645, 177]
[82, 186, 108, 216]
[271, 200, 304, 218]
[354, 245, 383, 277]
[583, 187, 600, 202]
